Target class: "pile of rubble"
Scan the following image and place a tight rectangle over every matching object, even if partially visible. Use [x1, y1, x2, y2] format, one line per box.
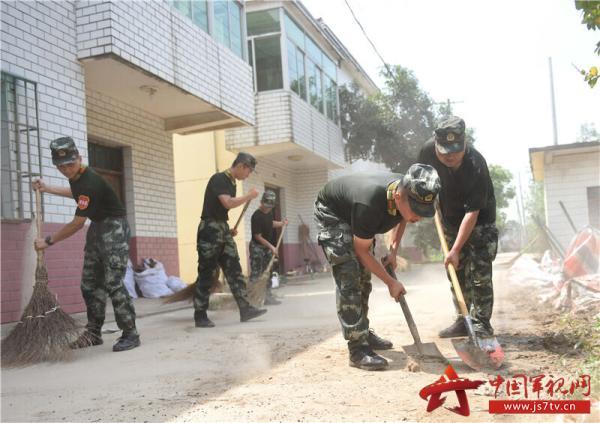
[506, 227, 600, 315]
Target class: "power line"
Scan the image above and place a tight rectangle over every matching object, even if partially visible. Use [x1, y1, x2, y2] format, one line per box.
[342, 0, 395, 80]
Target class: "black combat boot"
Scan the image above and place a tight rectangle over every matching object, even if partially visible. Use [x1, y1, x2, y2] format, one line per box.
[113, 330, 141, 352]
[438, 319, 467, 338]
[349, 347, 388, 371]
[69, 329, 103, 349]
[240, 305, 267, 322]
[194, 310, 215, 328]
[367, 329, 393, 350]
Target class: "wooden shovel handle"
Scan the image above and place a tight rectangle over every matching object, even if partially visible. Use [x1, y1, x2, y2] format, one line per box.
[433, 209, 469, 317]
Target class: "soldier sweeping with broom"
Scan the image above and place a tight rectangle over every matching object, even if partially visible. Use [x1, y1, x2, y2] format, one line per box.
[249, 190, 288, 306]
[32, 137, 140, 352]
[315, 164, 441, 370]
[193, 152, 267, 328]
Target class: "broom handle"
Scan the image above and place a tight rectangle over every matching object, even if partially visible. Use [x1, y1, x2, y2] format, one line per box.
[35, 189, 44, 266]
[263, 224, 287, 275]
[233, 200, 251, 232]
[433, 209, 469, 317]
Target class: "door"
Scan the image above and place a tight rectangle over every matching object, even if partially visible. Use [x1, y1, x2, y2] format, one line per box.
[88, 141, 125, 205]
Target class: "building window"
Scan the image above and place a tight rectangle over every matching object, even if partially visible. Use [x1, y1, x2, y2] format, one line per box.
[283, 12, 338, 122]
[1, 72, 41, 220]
[588, 186, 600, 229]
[247, 9, 280, 36]
[307, 59, 323, 113]
[324, 76, 338, 122]
[169, 1, 208, 32]
[213, 0, 243, 58]
[287, 39, 306, 99]
[253, 36, 283, 91]
[168, 1, 243, 58]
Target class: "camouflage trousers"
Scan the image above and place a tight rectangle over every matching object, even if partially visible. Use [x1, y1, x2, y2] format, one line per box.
[249, 240, 273, 286]
[315, 200, 372, 352]
[193, 219, 250, 312]
[82, 217, 137, 334]
[445, 223, 498, 336]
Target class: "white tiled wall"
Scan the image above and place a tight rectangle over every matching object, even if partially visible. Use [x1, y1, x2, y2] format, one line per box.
[544, 150, 600, 249]
[225, 90, 344, 167]
[75, 0, 254, 125]
[1, 0, 88, 223]
[86, 90, 177, 238]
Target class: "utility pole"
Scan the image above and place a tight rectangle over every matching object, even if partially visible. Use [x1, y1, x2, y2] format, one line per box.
[548, 57, 558, 145]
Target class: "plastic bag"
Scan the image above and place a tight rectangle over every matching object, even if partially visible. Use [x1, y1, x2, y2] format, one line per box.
[271, 271, 280, 289]
[123, 259, 138, 299]
[134, 258, 173, 298]
[166, 276, 188, 293]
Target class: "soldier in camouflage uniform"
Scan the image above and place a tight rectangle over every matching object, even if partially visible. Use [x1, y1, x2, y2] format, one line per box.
[33, 137, 140, 352]
[315, 164, 441, 370]
[193, 152, 267, 327]
[418, 116, 498, 338]
[249, 190, 288, 305]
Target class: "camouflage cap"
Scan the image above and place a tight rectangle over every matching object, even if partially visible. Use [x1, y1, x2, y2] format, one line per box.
[261, 190, 276, 208]
[402, 163, 441, 218]
[234, 152, 257, 171]
[434, 116, 466, 154]
[50, 136, 79, 166]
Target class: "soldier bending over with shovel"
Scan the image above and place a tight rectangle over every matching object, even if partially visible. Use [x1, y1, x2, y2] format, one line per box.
[314, 164, 441, 370]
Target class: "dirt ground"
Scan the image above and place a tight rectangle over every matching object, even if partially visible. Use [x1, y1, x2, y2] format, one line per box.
[1, 258, 597, 422]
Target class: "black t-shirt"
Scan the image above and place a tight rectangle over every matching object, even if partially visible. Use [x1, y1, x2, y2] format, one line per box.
[418, 139, 496, 228]
[201, 171, 236, 221]
[251, 208, 274, 244]
[317, 172, 404, 239]
[69, 167, 125, 222]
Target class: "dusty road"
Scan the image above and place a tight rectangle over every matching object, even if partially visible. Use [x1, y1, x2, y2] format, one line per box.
[1, 260, 596, 422]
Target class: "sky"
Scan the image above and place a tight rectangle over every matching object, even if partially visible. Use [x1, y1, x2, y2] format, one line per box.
[301, 0, 600, 220]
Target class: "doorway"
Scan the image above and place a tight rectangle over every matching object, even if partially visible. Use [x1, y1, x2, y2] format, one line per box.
[88, 141, 125, 205]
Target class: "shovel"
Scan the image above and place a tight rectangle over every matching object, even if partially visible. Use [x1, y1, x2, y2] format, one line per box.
[433, 209, 504, 371]
[381, 257, 447, 362]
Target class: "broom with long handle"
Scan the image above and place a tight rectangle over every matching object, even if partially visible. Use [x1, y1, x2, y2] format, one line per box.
[2, 189, 80, 367]
[248, 225, 287, 307]
[162, 199, 252, 304]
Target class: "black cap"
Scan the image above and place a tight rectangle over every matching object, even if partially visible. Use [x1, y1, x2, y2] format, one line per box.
[234, 152, 257, 171]
[402, 164, 441, 218]
[50, 137, 79, 166]
[434, 116, 465, 154]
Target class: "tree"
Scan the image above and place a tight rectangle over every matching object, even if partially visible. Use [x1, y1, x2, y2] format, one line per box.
[574, 1, 600, 88]
[577, 122, 600, 142]
[489, 165, 516, 234]
[339, 83, 394, 162]
[340, 65, 436, 172]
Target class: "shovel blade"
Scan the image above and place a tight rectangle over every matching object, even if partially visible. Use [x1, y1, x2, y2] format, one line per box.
[452, 337, 505, 371]
[403, 342, 448, 363]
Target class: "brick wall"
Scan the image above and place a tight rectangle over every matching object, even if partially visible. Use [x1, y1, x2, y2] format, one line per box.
[1, 221, 87, 323]
[75, 0, 254, 125]
[130, 236, 179, 277]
